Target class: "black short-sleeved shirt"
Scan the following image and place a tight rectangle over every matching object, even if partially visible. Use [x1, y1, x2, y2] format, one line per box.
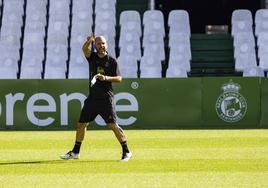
[86, 52, 120, 100]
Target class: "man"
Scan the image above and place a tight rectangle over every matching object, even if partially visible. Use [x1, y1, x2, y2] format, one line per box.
[60, 34, 132, 162]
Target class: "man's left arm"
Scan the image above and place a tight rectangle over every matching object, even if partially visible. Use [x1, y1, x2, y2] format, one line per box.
[105, 75, 122, 82]
[97, 74, 122, 83]
[97, 58, 122, 83]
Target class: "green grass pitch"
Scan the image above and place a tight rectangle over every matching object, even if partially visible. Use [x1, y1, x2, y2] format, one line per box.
[0, 130, 268, 188]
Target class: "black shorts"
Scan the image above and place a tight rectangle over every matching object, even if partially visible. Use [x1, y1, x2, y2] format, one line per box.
[79, 97, 117, 124]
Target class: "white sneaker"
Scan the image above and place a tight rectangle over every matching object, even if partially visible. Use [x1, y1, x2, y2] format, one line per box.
[120, 152, 132, 162]
[60, 151, 80, 160]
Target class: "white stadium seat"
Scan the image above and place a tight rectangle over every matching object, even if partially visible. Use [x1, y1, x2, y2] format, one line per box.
[45, 56, 67, 73]
[68, 66, 89, 79]
[119, 32, 141, 48]
[243, 66, 265, 77]
[95, 10, 116, 26]
[0, 56, 19, 73]
[231, 9, 253, 25]
[0, 67, 17, 79]
[44, 67, 66, 79]
[168, 53, 191, 72]
[21, 55, 43, 73]
[166, 66, 188, 78]
[117, 56, 138, 78]
[142, 33, 165, 48]
[231, 21, 253, 36]
[143, 10, 164, 26]
[20, 67, 42, 79]
[95, 0, 116, 13]
[143, 44, 165, 61]
[120, 10, 141, 26]
[168, 10, 190, 28]
[140, 56, 162, 78]
[119, 44, 141, 61]
[168, 33, 190, 48]
[73, 0, 93, 12]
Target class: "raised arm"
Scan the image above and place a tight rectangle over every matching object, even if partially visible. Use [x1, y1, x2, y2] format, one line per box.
[82, 33, 94, 58]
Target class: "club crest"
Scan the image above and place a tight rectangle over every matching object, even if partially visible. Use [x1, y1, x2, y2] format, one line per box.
[215, 80, 247, 123]
[105, 61, 109, 67]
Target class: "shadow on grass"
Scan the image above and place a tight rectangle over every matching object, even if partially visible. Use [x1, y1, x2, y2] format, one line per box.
[0, 159, 116, 166]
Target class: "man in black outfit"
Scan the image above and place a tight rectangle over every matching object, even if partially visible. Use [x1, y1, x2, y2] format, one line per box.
[61, 34, 132, 162]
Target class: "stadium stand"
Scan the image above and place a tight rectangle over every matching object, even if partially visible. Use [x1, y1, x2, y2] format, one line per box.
[168, 10, 191, 37]
[69, 48, 89, 79]
[117, 10, 142, 78]
[116, 0, 147, 61]
[167, 10, 191, 77]
[142, 10, 165, 47]
[118, 11, 142, 53]
[2, 0, 267, 79]
[116, 0, 147, 37]
[0, 0, 25, 79]
[230, 9, 259, 77]
[140, 10, 165, 78]
[0, 0, 149, 79]
[231, 9, 257, 75]
[255, 9, 268, 75]
[119, 10, 142, 37]
[69, 0, 93, 79]
[21, 0, 47, 79]
[94, 0, 116, 57]
[255, 9, 268, 38]
[45, 0, 71, 79]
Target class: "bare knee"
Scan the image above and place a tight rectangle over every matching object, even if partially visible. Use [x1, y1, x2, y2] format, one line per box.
[107, 122, 119, 130]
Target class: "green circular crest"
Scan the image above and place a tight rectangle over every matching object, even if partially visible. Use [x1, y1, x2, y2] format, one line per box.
[216, 91, 247, 123]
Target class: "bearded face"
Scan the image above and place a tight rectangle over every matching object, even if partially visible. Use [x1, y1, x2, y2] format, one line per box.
[94, 36, 107, 56]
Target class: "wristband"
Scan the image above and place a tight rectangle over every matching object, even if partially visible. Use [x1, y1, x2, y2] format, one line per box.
[105, 76, 107, 81]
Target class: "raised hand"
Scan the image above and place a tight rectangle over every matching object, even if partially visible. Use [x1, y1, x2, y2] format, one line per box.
[83, 33, 94, 58]
[86, 33, 94, 44]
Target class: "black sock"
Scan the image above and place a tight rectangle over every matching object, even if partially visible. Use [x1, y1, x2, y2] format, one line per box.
[121, 141, 129, 153]
[72, 141, 81, 154]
